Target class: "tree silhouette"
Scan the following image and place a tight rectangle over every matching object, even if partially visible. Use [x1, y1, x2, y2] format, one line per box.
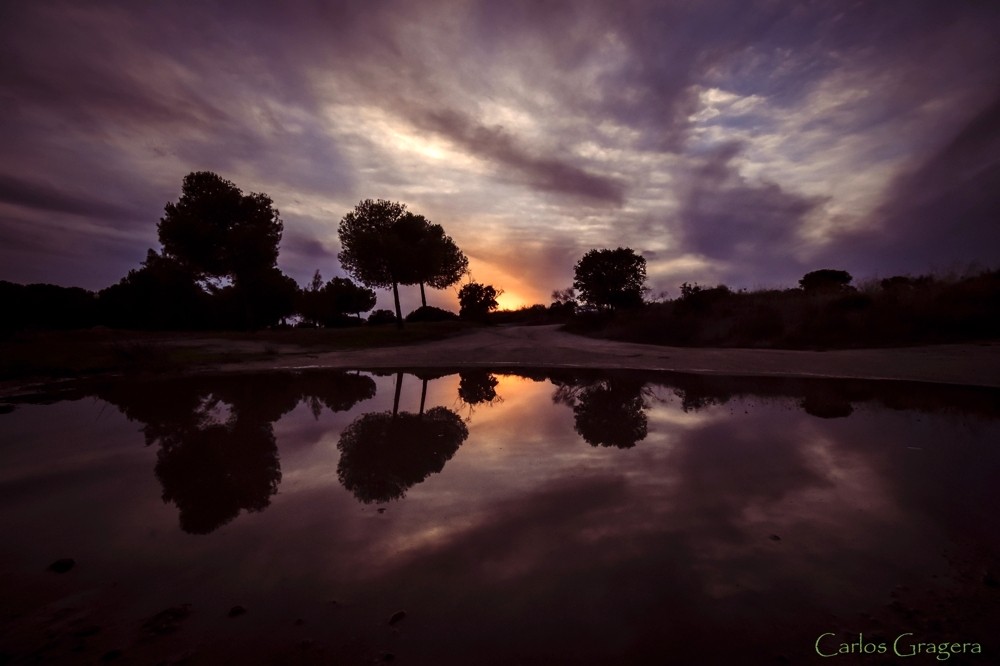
[98, 250, 209, 329]
[392, 213, 468, 307]
[298, 271, 377, 326]
[298, 270, 325, 326]
[215, 266, 299, 329]
[139, 171, 298, 329]
[458, 282, 501, 321]
[573, 247, 647, 311]
[337, 199, 412, 327]
[2, 280, 97, 332]
[158, 172, 282, 286]
[328, 277, 377, 318]
[338, 200, 470, 325]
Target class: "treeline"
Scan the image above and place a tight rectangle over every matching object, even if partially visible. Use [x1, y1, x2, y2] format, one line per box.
[417, 244, 998, 349]
[563, 262, 1000, 348]
[2, 172, 503, 334]
[0, 272, 360, 334]
[1, 281, 98, 332]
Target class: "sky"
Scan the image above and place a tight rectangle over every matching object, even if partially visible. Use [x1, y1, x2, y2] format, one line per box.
[1, 0, 999, 312]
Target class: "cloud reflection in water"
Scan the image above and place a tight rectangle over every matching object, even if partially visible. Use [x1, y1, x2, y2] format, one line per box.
[1, 369, 998, 662]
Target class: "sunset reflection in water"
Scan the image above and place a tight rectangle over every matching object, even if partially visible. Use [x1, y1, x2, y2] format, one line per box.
[1, 370, 998, 664]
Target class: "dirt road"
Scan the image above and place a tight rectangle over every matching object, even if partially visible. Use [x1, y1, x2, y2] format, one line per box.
[241, 325, 1000, 387]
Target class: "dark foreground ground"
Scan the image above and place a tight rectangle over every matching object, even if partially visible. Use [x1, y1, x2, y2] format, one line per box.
[3, 324, 1000, 397]
[246, 325, 1000, 388]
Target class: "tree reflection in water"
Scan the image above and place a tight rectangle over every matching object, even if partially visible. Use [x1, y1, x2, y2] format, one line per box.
[154, 418, 279, 534]
[456, 370, 502, 420]
[337, 373, 468, 504]
[458, 370, 500, 405]
[81, 369, 971, 532]
[97, 372, 376, 533]
[554, 376, 650, 449]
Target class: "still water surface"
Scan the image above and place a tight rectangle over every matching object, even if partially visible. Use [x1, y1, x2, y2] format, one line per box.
[1, 369, 998, 664]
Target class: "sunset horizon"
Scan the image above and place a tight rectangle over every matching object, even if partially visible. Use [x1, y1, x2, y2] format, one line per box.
[2, 1, 999, 316]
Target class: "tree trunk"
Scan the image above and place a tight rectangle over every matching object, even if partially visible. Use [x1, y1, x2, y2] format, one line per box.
[391, 281, 403, 328]
[419, 282, 427, 308]
[419, 379, 427, 416]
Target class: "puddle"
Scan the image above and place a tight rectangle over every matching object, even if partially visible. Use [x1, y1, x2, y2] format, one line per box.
[1, 369, 998, 663]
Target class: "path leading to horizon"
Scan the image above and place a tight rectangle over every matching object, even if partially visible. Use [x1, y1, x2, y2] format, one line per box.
[243, 325, 1000, 388]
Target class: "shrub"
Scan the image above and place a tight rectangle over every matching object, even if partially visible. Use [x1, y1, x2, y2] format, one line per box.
[405, 306, 459, 323]
[799, 269, 853, 292]
[366, 309, 398, 326]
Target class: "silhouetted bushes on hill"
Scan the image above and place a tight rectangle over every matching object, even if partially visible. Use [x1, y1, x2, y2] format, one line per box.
[566, 269, 1000, 348]
[1, 281, 97, 334]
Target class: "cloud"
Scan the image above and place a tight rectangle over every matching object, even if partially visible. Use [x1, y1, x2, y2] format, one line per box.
[2, 1, 1000, 291]
[672, 142, 825, 280]
[820, 93, 1000, 276]
[0, 5, 230, 131]
[279, 231, 336, 269]
[412, 107, 626, 205]
[0, 210, 150, 288]
[0, 174, 142, 220]
[464, 233, 591, 301]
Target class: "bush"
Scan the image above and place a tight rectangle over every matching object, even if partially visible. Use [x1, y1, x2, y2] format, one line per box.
[799, 269, 853, 292]
[366, 309, 398, 326]
[405, 306, 459, 323]
[675, 283, 732, 314]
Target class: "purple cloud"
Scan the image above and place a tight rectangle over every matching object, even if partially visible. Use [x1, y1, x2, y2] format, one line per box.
[1, 0, 999, 293]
